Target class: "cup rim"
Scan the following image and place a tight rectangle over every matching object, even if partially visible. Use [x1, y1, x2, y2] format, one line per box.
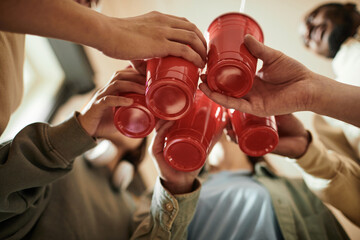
[207, 12, 264, 41]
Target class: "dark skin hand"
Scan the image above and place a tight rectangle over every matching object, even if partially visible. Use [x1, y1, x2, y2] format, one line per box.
[201, 34, 360, 127]
[200, 35, 314, 117]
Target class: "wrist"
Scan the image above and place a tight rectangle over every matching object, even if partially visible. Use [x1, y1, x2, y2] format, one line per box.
[51, 1, 112, 51]
[295, 130, 312, 159]
[87, 14, 112, 51]
[91, 16, 128, 58]
[76, 10, 111, 50]
[76, 112, 95, 137]
[161, 177, 197, 195]
[306, 72, 329, 114]
[297, 70, 315, 112]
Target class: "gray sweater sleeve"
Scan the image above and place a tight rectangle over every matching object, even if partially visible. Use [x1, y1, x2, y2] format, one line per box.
[0, 114, 96, 239]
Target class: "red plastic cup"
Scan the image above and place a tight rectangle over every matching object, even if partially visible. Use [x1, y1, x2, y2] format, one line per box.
[228, 109, 278, 156]
[163, 90, 228, 172]
[146, 56, 200, 120]
[206, 13, 264, 98]
[113, 93, 157, 138]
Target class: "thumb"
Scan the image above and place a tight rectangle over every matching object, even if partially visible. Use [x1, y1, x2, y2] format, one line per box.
[244, 34, 282, 64]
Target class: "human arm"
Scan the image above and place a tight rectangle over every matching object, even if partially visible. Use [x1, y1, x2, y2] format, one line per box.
[77, 68, 146, 139]
[78, 68, 201, 239]
[131, 120, 202, 239]
[0, 115, 97, 239]
[0, 0, 206, 68]
[271, 114, 360, 226]
[0, 69, 146, 239]
[200, 34, 360, 127]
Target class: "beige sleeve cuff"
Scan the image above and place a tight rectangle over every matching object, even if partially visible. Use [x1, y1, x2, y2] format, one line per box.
[151, 177, 201, 232]
[296, 133, 340, 180]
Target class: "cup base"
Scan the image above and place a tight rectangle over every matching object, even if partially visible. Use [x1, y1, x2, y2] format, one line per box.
[146, 78, 194, 120]
[207, 59, 253, 98]
[238, 125, 279, 156]
[164, 135, 206, 172]
[114, 104, 155, 138]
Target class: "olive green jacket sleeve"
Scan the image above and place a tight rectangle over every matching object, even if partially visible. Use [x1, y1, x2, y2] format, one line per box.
[0, 112, 201, 239]
[131, 177, 201, 240]
[295, 133, 360, 227]
[0, 114, 97, 239]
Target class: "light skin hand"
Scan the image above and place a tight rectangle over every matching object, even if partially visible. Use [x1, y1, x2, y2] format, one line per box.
[201, 35, 360, 127]
[272, 114, 311, 159]
[150, 120, 201, 195]
[100, 11, 207, 68]
[0, 1, 206, 68]
[78, 68, 146, 139]
[200, 34, 315, 117]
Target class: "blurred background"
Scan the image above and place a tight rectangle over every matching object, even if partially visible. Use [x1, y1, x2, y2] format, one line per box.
[1, 0, 358, 237]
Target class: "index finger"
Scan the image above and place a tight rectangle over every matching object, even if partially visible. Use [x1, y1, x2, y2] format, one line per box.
[111, 70, 146, 85]
[199, 83, 252, 112]
[97, 80, 145, 99]
[163, 13, 207, 50]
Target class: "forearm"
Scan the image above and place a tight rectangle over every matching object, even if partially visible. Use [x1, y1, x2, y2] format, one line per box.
[309, 73, 360, 127]
[161, 177, 197, 195]
[0, 0, 108, 50]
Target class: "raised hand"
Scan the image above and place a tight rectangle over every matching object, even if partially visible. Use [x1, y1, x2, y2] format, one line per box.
[149, 120, 201, 194]
[200, 34, 315, 117]
[78, 68, 145, 139]
[100, 11, 207, 68]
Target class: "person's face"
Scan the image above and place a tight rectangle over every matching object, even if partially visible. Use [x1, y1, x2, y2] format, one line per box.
[300, 7, 335, 57]
[300, 6, 351, 57]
